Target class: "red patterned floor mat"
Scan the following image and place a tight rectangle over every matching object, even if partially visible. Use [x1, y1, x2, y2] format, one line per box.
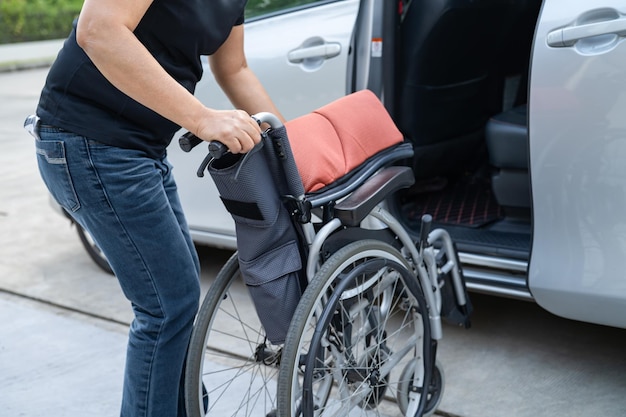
[401, 177, 504, 228]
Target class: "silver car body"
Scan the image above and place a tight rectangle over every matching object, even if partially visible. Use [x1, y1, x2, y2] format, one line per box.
[529, 0, 626, 327]
[166, 0, 359, 249]
[57, 0, 626, 328]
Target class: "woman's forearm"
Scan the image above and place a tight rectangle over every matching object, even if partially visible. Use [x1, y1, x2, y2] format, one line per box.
[76, 0, 263, 152]
[215, 65, 286, 124]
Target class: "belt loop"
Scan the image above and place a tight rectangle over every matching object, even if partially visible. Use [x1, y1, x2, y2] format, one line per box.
[24, 114, 41, 140]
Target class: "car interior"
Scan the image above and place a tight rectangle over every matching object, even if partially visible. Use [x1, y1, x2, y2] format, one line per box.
[388, 0, 543, 265]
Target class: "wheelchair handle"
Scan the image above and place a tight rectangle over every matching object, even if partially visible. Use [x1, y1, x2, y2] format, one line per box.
[178, 112, 284, 158]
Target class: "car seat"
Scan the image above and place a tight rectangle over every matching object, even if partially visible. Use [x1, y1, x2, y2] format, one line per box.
[483, 0, 540, 213]
[395, 0, 523, 179]
[485, 105, 530, 211]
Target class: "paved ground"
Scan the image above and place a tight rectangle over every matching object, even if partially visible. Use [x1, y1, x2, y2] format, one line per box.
[1, 42, 626, 417]
[0, 39, 64, 72]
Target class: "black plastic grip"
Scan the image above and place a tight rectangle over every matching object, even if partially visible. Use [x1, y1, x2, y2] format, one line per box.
[179, 131, 203, 152]
[178, 131, 228, 159]
[419, 214, 433, 248]
[208, 141, 228, 159]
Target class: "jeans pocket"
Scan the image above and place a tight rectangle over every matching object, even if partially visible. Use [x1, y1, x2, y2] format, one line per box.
[35, 138, 80, 212]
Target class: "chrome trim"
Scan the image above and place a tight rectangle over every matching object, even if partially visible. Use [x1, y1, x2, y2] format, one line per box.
[459, 252, 528, 272]
[466, 282, 533, 301]
[463, 267, 527, 289]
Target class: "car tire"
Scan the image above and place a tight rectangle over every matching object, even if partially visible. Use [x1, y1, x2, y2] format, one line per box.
[76, 223, 114, 275]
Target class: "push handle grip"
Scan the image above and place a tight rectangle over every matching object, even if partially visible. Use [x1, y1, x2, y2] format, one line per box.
[178, 131, 203, 152]
[177, 112, 283, 158]
[207, 141, 228, 159]
[178, 132, 228, 158]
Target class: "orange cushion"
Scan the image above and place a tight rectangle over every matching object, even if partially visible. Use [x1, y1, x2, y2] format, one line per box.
[286, 89, 404, 192]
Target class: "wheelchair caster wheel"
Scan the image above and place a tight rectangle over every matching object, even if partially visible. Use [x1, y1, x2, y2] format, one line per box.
[397, 359, 444, 416]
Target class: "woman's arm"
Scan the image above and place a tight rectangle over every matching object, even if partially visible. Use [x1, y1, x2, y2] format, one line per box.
[76, 0, 261, 153]
[209, 25, 286, 125]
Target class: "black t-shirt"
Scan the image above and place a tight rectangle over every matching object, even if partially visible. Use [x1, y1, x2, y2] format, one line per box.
[37, 0, 247, 159]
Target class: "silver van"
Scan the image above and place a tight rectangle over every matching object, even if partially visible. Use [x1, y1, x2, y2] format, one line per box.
[67, 0, 626, 329]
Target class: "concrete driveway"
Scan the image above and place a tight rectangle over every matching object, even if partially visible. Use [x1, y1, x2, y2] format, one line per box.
[1, 58, 626, 417]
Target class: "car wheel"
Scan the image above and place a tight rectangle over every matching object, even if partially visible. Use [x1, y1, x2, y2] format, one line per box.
[76, 223, 114, 275]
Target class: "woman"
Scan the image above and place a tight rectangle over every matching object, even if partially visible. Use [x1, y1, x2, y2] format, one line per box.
[31, 0, 283, 415]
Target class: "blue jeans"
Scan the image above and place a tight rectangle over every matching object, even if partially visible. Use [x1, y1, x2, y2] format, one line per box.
[35, 125, 201, 417]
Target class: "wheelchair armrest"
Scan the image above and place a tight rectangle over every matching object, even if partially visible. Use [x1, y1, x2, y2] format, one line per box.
[306, 142, 414, 208]
[334, 166, 415, 227]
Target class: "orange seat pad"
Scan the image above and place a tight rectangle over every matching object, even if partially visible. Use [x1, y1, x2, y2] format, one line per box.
[285, 89, 404, 192]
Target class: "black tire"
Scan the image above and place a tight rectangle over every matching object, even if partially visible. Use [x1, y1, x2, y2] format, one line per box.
[184, 252, 281, 417]
[76, 223, 113, 275]
[277, 239, 433, 417]
[397, 360, 445, 416]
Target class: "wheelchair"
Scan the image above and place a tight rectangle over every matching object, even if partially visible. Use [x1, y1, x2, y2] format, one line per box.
[180, 90, 472, 417]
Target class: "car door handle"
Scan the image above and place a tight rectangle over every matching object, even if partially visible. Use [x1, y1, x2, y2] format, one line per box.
[547, 16, 626, 47]
[287, 42, 341, 63]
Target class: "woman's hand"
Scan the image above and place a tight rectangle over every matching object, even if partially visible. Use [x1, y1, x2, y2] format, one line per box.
[195, 109, 262, 154]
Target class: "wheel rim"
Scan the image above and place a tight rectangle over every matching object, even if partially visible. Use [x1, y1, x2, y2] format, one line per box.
[185, 254, 280, 417]
[279, 240, 433, 417]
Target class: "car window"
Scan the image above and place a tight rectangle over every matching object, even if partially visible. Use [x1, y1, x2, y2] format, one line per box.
[246, 0, 336, 20]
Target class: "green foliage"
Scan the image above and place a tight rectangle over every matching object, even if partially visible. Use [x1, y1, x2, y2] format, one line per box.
[0, 0, 83, 43]
[245, 0, 320, 20]
[0, 0, 323, 43]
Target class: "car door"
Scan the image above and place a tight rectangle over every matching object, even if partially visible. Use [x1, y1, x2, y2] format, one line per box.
[166, 0, 359, 249]
[528, 0, 626, 327]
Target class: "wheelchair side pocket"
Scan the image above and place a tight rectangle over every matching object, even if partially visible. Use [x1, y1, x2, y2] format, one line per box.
[239, 241, 302, 344]
[208, 145, 305, 344]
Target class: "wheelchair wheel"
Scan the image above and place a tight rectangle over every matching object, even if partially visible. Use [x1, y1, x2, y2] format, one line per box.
[397, 360, 445, 416]
[184, 252, 281, 417]
[277, 239, 434, 417]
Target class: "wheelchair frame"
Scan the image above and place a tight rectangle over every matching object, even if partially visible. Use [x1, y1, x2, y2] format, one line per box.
[181, 111, 471, 417]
